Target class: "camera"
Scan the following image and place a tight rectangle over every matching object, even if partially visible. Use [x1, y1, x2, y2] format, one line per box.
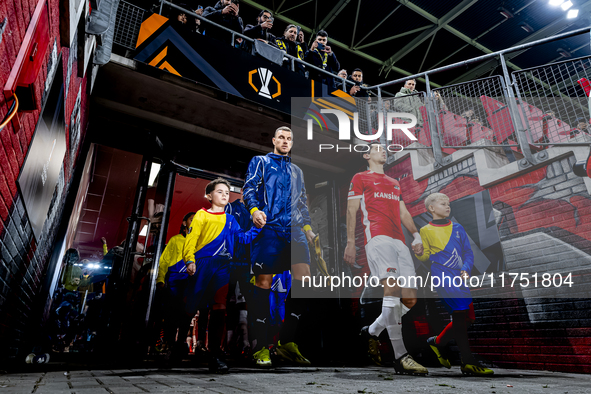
[268, 16, 274, 23]
[317, 42, 326, 51]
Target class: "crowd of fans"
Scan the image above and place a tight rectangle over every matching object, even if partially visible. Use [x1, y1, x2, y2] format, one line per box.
[164, 1, 591, 147]
[167, 1, 376, 92]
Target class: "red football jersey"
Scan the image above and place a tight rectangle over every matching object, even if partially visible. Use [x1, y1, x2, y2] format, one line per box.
[348, 170, 404, 243]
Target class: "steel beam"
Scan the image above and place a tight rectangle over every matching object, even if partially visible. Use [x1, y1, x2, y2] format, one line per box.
[380, 0, 478, 75]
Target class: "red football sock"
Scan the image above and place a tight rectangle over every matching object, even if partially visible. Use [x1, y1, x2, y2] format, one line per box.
[436, 321, 454, 346]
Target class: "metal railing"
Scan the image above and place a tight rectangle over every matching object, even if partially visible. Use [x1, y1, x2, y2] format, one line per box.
[512, 55, 591, 147]
[112, 1, 591, 169]
[159, 0, 357, 91]
[431, 76, 520, 149]
[113, 1, 145, 50]
[366, 26, 591, 168]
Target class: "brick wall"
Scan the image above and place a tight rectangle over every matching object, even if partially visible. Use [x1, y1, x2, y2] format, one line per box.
[0, 0, 90, 360]
[374, 152, 591, 373]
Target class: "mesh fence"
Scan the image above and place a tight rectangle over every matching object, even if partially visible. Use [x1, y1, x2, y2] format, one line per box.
[354, 98, 374, 139]
[512, 56, 591, 146]
[381, 91, 427, 147]
[432, 76, 518, 148]
[114, 1, 145, 50]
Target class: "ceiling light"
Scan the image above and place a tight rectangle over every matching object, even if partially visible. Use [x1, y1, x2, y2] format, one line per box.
[148, 163, 161, 187]
[519, 22, 534, 33]
[549, 0, 565, 5]
[561, 1, 573, 10]
[567, 8, 579, 18]
[497, 6, 514, 19]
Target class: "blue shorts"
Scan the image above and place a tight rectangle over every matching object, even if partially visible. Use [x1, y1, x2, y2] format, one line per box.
[184, 255, 231, 315]
[251, 226, 311, 275]
[431, 264, 473, 314]
[166, 260, 189, 301]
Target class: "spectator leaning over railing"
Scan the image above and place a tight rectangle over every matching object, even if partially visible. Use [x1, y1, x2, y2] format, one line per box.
[203, 0, 244, 45]
[394, 79, 424, 127]
[244, 10, 276, 44]
[193, 5, 204, 34]
[305, 30, 340, 91]
[171, 3, 193, 34]
[432, 90, 448, 112]
[348, 68, 368, 98]
[276, 24, 308, 76]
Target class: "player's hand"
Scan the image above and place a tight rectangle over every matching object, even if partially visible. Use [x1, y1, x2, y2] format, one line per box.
[460, 270, 470, 280]
[344, 243, 356, 266]
[411, 232, 423, 255]
[187, 262, 196, 276]
[412, 242, 423, 255]
[252, 210, 267, 229]
[325, 45, 332, 54]
[305, 229, 316, 244]
[222, 5, 233, 15]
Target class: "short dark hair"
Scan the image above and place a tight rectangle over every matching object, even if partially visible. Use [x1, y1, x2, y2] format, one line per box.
[205, 178, 231, 196]
[406, 78, 416, 83]
[180, 211, 196, 234]
[317, 30, 328, 38]
[352, 68, 363, 74]
[258, 9, 272, 18]
[362, 143, 383, 160]
[274, 126, 292, 138]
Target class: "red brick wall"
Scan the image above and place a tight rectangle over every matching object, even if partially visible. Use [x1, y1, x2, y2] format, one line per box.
[340, 154, 591, 373]
[0, 0, 90, 360]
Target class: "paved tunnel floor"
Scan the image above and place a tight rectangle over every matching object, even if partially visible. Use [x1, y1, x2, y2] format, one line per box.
[1, 365, 588, 394]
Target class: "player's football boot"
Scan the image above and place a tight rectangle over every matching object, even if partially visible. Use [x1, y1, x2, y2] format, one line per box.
[253, 347, 273, 367]
[360, 326, 382, 366]
[427, 336, 451, 369]
[276, 341, 311, 366]
[209, 356, 229, 374]
[394, 354, 428, 375]
[461, 363, 494, 376]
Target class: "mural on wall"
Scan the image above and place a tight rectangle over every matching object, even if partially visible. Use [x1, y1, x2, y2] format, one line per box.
[65, 29, 77, 101]
[386, 155, 591, 265]
[43, 40, 59, 104]
[69, 85, 82, 169]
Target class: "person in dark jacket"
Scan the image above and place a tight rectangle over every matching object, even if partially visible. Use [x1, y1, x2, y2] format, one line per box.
[304, 30, 340, 91]
[202, 0, 244, 45]
[275, 24, 308, 75]
[241, 9, 277, 53]
[243, 9, 276, 43]
[243, 126, 316, 368]
[348, 68, 369, 98]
